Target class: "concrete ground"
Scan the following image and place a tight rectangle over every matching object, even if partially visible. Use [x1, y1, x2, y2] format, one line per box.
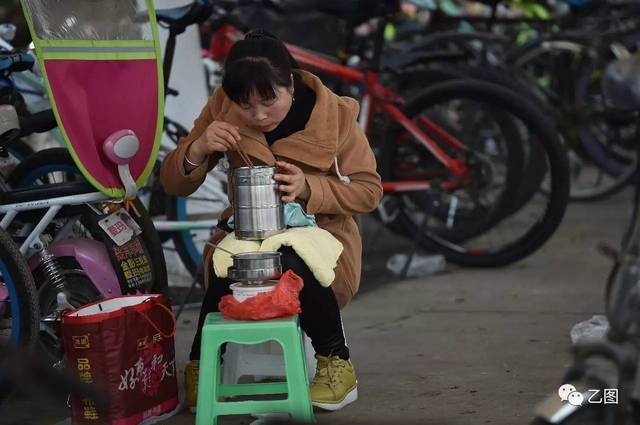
[147, 190, 624, 425]
[2, 190, 626, 425]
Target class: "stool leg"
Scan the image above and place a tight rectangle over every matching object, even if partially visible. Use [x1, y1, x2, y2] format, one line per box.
[196, 337, 223, 425]
[222, 343, 239, 385]
[302, 332, 316, 384]
[280, 332, 315, 423]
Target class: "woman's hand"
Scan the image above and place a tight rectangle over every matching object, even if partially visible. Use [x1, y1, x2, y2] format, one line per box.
[274, 160, 310, 203]
[187, 120, 241, 164]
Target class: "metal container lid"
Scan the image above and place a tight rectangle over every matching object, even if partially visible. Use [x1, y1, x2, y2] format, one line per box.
[228, 266, 282, 283]
[229, 251, 282, 282]
[234, 166, 278, 186]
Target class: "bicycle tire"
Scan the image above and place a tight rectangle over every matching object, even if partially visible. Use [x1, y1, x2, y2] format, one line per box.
[393, 63, 549, 217]
[162, 118, 202, 277]
[7, 148, 79, 187]
[163, 118, 229, 278]
[0, 227, 39, 356]
[34, 258, 102, 366]
[6, 148, 168, 296]
[166, 197, 200, 277]
[507, 32, 640, 201]
[0, 227, 39, 405]
[381, 79, 570, 267]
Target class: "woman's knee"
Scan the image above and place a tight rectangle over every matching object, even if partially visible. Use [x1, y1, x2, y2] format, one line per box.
[278, 246, 311, 276]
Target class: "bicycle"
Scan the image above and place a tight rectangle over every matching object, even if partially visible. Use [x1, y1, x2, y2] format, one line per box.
[529, 49, 640, 425]
[0, 101, 168, 369]
[200, 0, 571, 267]
[0, 2, 229, 279]
[385, 0, 640, 201]
[0, 0, 170, 366]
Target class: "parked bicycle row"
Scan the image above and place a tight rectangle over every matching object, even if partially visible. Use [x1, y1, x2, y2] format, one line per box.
[0, 0, 634, 390]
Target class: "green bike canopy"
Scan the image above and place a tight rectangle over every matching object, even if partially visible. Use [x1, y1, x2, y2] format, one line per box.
[20, 0, 164, 198]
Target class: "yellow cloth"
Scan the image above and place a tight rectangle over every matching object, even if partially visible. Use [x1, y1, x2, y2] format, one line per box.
[212, 227, 344, 287]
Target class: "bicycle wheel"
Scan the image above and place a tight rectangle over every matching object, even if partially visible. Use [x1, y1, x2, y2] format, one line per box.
[164, 174, 229, 277]
[381, 79, 570, 267]
[0, 227, 39, 357]
[508, 33, 640, 201]
[33, 257, 103, 366]
[392, 63, 549, 218]
[162, 117, 229, 277]
[6, 148, 168, 295]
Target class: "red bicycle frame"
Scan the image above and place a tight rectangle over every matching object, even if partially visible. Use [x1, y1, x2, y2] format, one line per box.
[206, 28, 471, 194]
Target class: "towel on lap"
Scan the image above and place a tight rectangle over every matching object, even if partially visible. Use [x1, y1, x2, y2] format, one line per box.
[212, 227, 343, 287]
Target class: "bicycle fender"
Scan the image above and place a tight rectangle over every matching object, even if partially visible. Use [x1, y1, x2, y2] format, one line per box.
[28, 239, 122, 298]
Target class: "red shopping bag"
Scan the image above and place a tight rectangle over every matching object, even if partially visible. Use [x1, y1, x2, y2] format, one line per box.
[61, 294, 178, 425]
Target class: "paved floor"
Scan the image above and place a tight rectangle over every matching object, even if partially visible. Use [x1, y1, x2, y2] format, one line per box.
[2, 190, 627, 425]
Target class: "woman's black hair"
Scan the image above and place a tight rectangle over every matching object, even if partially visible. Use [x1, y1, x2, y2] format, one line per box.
[222, 29, 299, 105]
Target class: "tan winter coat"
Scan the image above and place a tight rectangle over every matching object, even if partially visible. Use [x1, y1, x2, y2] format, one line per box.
[160, 70, 382, 308]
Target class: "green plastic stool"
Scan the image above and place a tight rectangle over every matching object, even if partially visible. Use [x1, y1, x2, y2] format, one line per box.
[195, 312, 315, 425]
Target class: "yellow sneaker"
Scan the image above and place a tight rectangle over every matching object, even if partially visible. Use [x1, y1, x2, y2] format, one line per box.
[309, 355, 358, 411]
[184, 360, 199, 413]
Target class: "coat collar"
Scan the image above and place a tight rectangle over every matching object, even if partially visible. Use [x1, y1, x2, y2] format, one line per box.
[212, 70, 345, 171]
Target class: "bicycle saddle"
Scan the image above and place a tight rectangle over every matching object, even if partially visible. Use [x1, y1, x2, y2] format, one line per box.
[602, 53, 640, 111]
[0, 53, 34, 75]
[156, 0, 213, 28]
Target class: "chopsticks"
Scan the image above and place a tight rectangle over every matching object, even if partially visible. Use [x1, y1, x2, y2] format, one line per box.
[237, 143, 254, 168]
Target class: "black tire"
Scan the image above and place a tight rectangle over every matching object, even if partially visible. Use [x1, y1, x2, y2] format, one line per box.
[506, 32, 640, 202]
[163, 118, 229, 279]
[165, 178, 228, 279]
[393, 64, 549, 216]
[34, 259, 103, 366]
[166, 196, 200, 278]
[0, 228, 38, 355]
[6, 148, 168, 296]
[163, 118, 201, 277]
[7, 147, 82, 187]
[381, 79, 570, 267]
[382, 77, 527, 243]
[119, 198, 169, 297]
[0, 228, 39, 404]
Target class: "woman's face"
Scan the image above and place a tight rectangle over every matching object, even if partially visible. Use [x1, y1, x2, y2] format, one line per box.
[232, 83, 293, 133]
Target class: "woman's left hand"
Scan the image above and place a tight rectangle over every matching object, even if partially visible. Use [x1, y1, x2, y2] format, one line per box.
[274, 160, 310, 203]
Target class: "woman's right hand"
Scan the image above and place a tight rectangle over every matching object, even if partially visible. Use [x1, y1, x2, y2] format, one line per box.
[187, 120, 241, 163]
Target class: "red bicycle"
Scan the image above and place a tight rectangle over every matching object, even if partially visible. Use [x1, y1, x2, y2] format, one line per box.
[200, 0, 570, 267]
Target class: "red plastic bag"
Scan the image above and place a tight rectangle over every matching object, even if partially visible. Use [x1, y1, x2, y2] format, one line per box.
[61, 294, 178, 425]
[219, 270, 304, 320]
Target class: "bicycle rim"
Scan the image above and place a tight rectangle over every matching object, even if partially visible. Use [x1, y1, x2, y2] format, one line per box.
[382, 79, 570, 267]
[166, 171, 228, 278]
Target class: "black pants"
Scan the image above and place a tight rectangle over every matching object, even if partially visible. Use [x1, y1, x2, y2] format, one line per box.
[189, 246, 350, 361]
